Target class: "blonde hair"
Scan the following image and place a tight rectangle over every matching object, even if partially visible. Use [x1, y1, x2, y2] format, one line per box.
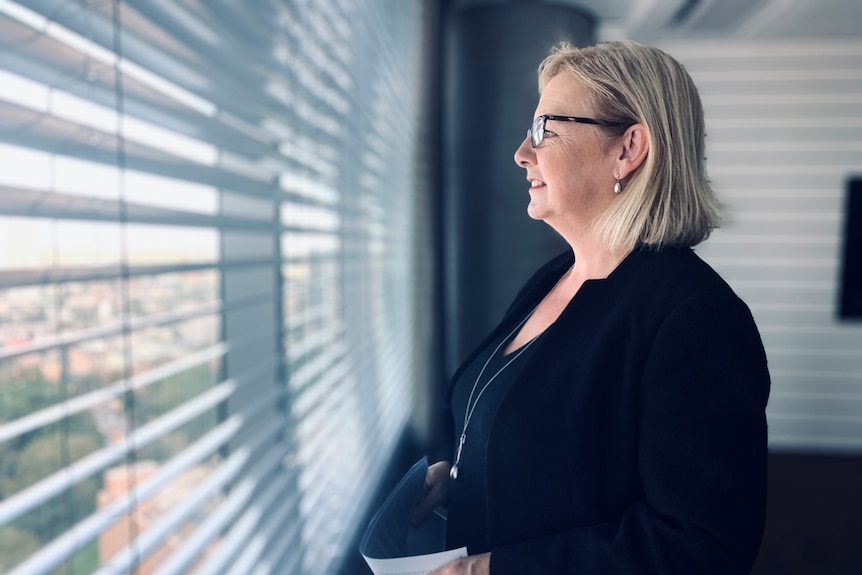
[538, 40, 720, 250]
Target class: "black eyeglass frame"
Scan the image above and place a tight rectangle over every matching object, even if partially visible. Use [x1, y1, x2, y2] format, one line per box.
[527, 114, 625, 148]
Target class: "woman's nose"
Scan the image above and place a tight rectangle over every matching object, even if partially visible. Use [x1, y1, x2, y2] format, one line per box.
[514, 135, 535, 167]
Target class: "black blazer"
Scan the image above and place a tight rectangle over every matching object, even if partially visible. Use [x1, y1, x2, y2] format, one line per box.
[438, 246, 771, 575]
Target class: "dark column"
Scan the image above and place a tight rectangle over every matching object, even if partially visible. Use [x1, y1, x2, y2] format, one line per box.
[443, 2, 595, 372]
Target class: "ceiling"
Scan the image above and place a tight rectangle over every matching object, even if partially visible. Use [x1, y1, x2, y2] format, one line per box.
[452, 0, 862, 41]
[570, 0, 862, 41]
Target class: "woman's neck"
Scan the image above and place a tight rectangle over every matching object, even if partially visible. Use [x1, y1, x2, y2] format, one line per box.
[564, 238, 632, 285]
[501, 241, 630, 356]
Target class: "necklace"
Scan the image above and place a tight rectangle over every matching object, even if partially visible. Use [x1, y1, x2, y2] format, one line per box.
[450, 308, 540, 480]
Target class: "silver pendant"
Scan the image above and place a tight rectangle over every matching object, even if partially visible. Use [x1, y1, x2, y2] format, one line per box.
[450, 433, 465, 480]
[453, 312, 539, 487]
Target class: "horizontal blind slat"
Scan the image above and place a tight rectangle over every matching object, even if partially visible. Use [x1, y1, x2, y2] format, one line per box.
[5, 414, 244, 575]
[0, 341, 228, 442]
[0, 380, 235, 524]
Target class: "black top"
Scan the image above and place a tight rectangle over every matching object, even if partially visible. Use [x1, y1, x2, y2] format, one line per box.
[448, 307, 542, 553]
[434, 246, 770, 575]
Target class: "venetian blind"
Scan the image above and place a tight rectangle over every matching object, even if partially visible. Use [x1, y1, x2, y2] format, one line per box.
[0, 1, 428, 573]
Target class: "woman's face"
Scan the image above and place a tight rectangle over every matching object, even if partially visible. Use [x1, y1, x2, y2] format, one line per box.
[513, 73, 618, 234]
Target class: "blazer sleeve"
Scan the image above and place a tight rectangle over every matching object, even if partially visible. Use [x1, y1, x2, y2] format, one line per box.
[489, 290, 771, 575]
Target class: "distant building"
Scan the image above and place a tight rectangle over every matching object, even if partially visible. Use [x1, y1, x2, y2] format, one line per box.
[97, 461, 218, 573]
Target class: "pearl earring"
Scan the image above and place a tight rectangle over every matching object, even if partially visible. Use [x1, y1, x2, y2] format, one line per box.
[614, 175, 622, 194]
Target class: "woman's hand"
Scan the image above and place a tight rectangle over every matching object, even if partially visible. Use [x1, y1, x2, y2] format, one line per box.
[410, 460, 451, 526]
[428, 553, 490, 575]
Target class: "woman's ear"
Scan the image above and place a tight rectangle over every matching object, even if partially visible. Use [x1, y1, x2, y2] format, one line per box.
[616, 123, 649, 180]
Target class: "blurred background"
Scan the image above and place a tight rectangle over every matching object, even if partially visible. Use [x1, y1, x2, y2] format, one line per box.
[0, 0, 859, 574]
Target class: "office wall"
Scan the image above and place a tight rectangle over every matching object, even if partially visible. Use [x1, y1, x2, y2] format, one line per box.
[658, 38, 862, 453]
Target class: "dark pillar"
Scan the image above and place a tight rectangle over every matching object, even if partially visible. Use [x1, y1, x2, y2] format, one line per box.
[443, 1, 595, 373]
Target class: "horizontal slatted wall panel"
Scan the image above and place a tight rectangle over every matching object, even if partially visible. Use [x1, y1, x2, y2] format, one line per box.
[0, 1, 427, 574]
[659, 39, 862, 453]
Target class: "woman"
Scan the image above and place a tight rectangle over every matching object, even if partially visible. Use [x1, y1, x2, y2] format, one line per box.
[414, 40, 771, 575]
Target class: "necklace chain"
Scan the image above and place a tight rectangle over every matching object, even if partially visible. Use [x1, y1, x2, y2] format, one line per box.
[450, 308, 540, 480]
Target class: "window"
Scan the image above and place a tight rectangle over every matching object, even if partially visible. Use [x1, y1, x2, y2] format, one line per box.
[0, 1, 429, 573]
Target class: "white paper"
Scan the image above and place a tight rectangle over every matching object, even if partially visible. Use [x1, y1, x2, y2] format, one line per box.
[359, 458, 467, 575]
[362, 547, 469, 575]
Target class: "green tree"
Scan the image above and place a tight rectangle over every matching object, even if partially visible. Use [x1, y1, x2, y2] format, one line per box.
[3, 432, 103, 541]
[0, 526, 40, 572]
[134, 363, 218, 461]
[0, 366, 62, 424]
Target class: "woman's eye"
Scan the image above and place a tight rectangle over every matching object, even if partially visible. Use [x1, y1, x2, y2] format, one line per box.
[543, 130, 558, 139]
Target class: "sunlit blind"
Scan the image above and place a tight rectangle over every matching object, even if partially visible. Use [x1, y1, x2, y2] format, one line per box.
[0, 1, 427, 574]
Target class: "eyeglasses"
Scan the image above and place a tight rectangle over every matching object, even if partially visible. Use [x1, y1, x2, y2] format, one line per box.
[527, 114, 624, 148]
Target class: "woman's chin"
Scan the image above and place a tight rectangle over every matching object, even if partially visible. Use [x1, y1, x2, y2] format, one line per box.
[526, 202, 550, 221]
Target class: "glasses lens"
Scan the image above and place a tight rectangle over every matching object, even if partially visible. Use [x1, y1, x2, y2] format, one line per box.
[531, 116, 544, 147]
